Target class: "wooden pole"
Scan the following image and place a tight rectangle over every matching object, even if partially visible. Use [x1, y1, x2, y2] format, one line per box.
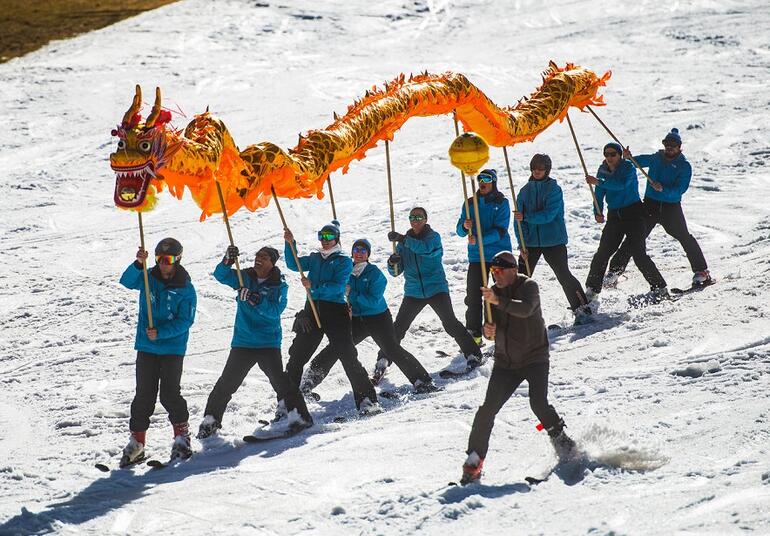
[502, 146, 531, 276]
[215, 181, 244, 287]
[137, 212, 154, 329]
[469, 174, 493, 323]
[586, 106, 657, 188]
[271, 187, 321, 329]
[326, 176, 338, 221]
[453, 112, 473, 236]
[385, 140, 399, 277]
[565, 113, 601, 215]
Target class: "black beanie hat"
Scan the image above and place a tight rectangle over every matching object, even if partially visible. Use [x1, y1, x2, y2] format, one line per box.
[530, 154, 552, 174]
[155, 237, 183, 256]
[257, 246, 280, 265]
[490, 251, 518, 269]
[603, 142, 623, 155]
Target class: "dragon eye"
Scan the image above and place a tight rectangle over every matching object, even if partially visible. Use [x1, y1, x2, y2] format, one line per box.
[117, 139, 126, 150]
[138, 140, 152, 152]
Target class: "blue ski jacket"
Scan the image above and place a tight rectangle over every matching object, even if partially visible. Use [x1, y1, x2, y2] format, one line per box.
[515, 177, 569, 248]
[213, 262, 288, 349]
[594, 159, 641, 214]
[285, 242, 352, 304]
[120, 262, 197, 356]
[455, 189, 512, 262]
[348, 262, 388, 317]
[635, 151, 693, 203]
[388, 225, 449, 299]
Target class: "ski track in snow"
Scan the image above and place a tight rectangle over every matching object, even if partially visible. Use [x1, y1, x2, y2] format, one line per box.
[1, 0, 770, 534]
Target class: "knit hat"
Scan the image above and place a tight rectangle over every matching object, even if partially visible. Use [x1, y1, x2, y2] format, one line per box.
[662, 128, 682, 146]
[603, 142, 623, 155]
[530, 154, 552, 174]
[489, 251, 518, 269]
[351, 238, 371, 257]
[155, 237, 183, 256]
[478, 168, 497, 182]
[319, 220, 341, 241]
[256, 246, 280, 265]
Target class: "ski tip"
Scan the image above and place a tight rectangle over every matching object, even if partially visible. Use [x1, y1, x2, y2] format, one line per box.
[524, 476, 546, 485]
[435, 350, 451, 357]
[94, 463, 110, 472]
[146, 459, 166, 469]
[258, 419, 270, 426]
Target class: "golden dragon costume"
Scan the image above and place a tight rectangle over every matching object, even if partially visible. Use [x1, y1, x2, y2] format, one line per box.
[110, 61, 610, 219]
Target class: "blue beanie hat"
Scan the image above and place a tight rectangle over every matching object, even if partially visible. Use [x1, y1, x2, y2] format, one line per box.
[662, 128, 682, 145]
[478, 168, 497, 181]
[352, 238, 371, 256]
[319, 220, 341, 241]
[603, 142, 623, 155]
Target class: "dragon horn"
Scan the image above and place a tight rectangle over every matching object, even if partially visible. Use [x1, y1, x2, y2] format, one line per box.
[145, 87, 162, 128]
[122, 85, 142, 126]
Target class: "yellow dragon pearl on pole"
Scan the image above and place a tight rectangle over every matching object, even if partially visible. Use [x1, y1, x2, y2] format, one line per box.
[448, 132, 490, 175]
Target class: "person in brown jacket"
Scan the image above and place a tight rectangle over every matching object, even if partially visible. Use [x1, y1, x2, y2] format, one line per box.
[460, 251, 576, 485]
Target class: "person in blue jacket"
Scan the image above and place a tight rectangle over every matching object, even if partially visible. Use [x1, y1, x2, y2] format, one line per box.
[301, 239, 438, 395]
[374, 207, 482, 382]
[283, 221, 380, 415]
[584, 143, 668, 301]
[514, 154, 592, 324]
[605, 128, 711, 287]
[455, 168, 513, 344]
[197, 245, 312, 439]
[118, 237, 197, 467]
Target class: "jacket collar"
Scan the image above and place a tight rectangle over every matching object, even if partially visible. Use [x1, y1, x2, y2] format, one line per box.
[407, 224, 433, 240]
[245, 265, 282, 285]
[150, 264, 190, 288]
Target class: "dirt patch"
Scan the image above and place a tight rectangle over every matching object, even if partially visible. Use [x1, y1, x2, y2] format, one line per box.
[0, 0, 179, 63]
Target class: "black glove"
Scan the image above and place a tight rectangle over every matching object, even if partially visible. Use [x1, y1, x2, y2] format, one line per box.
[388, 254, 402, 266]
[239, 287, 262, 306]
[292, 309, 314, 333]
[224, 245, 239, 266]
[387, 231, 405, 243]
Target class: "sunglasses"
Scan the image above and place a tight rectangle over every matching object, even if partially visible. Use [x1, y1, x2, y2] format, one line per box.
[531, 167, 547, 172]
[351, 246, 369, 255]
[490, 264, 517, 274]
[318, 231, 337, 241]
[478, 174, 495, 184]
[603, 151, 619, 158]
[155, 254, 180, 265]
[409, 215, 426, 222]
[663, 143, 679, 148]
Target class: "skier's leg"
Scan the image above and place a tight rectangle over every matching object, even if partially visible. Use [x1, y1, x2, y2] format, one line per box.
[464, 262, 484, 338]
[543, 245, 588, 310]
[304, 317, 368, 391]
[522, 362, 561, 429]
[204, 347, 259, 424]
[377, 296, 426, 363]
[608, 198, 658, 275]
[285, 320, 324, 389]
[430, 292, 481, 358]
[256, 348, 312, 424]
[518, 247, 542, 277]
[467, 367, 523, 458]
[365, 311, 431, 385]
[660, 202, 708, 272]
[585, 212, 626, 292]
[158, 354, 189, 427]
[624, 205, 667, 290]
[129, 351, 161, 433]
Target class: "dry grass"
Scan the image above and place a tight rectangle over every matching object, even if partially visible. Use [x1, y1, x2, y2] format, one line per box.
[0, 0, 178, 62]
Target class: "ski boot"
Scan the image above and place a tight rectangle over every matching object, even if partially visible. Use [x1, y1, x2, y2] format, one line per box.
[358, 397, 383, 417]
[196, 415, 222, 440]
[170, 422, 193, 461]
[648, 286, 670, 304]
[466, 354, 484, 371]
[573, 304, 593, 326]
[286, 409, 314, 433]
[119, 431, 146, 468]
[546, 419, 577, 461]
[272, 399, 288, 423]
[602, 270, 622, 289]
[413, 379, 441, 395]
[371, 358, 390, 385]
[460, 451, 484, 485]
[692, 270, 712, 286]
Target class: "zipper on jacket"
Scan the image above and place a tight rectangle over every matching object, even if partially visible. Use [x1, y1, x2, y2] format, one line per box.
[413, 250, 426, 297]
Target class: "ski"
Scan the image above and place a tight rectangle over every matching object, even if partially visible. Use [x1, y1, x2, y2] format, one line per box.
[95, 453, 147, 473]
[438, 355, 488, 379]
[671, 278, 716, 295]
[379, 385, 445, 400]
[146, 452, 193, 470]
[627, 291, 678, 308]
[242, 424, 311, 443]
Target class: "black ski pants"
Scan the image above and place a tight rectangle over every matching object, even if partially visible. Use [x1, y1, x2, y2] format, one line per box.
[464, 262, 492, 337]
[467, 362, 561, 459]
[518, 245, 588, 311]
[286, 300, 376, 409]
[130, 351, 189, 432]
[585, 201, 667, 293]
[608, 198, 707, 275]
[204, 347, 311, 425]
[378, 292, 481, 363]
[305, 310, 432, 390]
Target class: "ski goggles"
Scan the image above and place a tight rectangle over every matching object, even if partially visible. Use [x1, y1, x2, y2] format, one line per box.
[318, 231, 338, 241]
[477, 173, 496, 183]
[155, 254, 180, 265]
[351, 246, 369, 255]
[408, 214, 426, 222]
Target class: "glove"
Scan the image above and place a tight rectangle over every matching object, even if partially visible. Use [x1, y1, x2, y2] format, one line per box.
[387, 231, 405, 243]
[388, 254, 401, 266]
[224, 245, 239, 266]
[292, 309, 314, 334]
[239, 287, 262, 306]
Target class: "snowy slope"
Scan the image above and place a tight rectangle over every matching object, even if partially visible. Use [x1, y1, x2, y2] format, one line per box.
[1, 0, 769, 534]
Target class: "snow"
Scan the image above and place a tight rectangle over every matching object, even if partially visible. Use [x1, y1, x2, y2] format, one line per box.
[1, 0, 770, 534]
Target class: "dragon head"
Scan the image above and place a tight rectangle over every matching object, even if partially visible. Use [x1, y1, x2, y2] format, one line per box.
[110, 86, 178, 211]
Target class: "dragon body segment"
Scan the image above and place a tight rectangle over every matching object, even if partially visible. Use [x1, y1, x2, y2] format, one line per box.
[110, 62, 610, 219]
